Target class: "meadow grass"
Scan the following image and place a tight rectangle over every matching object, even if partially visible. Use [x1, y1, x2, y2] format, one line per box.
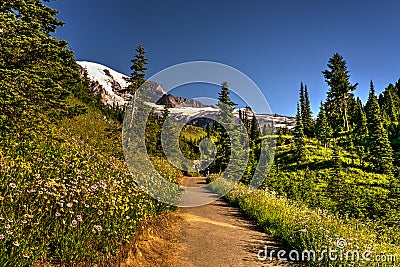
[209, 176, 400, 266]
[0, 99, 181, 266]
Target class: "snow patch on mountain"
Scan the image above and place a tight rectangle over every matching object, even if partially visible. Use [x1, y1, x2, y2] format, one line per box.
[76, 61, 296, 130]
[77, 61, 130, 107]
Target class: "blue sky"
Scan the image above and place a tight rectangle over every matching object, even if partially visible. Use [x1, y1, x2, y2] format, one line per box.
[48, 0, 400, 116]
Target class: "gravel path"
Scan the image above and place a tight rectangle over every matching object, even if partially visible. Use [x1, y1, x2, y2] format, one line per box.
[177, 177, 294, 267]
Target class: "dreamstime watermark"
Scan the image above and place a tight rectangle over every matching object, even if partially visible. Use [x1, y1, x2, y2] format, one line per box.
[122, 61, 275, 207]
[257, 238, 397, 264]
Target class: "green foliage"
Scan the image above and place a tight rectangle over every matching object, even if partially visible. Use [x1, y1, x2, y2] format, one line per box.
[365, 81, 394, 175]
[0, 0, 85, 131]
[124, 44, 148, 93]
[294, 103, 307, 161]
[322, 53, 358, 134]
[214, 82, 236, 173]
[299, 82, 314, 137]
[210, 179, 400, 266]
[249, 114, 261, 148]
[315, 102, 332, 148]
[352, 97, 368, 165]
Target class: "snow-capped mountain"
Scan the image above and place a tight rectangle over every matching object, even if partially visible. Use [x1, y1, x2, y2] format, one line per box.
[76, 61, 296, 130]
[77, 61, 130, 107]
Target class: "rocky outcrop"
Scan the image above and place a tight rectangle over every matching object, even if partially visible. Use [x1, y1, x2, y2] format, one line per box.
[155, 94, 208, 108]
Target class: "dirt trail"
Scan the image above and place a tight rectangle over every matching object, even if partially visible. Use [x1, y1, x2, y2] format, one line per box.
[122, 177, 294, 266]
[177, 177, 293, 267]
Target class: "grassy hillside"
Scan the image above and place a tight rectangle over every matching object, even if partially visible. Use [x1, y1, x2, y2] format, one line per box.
[208, 131, 400, 265]
[0, 96, 180, 266]
[266, 135, 396, 222]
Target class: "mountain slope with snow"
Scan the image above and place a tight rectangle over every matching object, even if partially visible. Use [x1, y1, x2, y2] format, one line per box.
[76, 61, 296, 130]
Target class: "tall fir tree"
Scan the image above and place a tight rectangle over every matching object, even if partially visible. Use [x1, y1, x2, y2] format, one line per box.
[145, 108, 160, 155]
[294, 103, 306, 161]
[300, 83, 314, 137]
[214, 82, 236, 173]
[299, 82, 306, 118]
[365, 80, 394, 174]
[352, 98, 368, 165]
[124, 44, 148, 93]
[315, 101, 332, 148]
[249, 114, 261, 148]
[322, 53, 358, 135]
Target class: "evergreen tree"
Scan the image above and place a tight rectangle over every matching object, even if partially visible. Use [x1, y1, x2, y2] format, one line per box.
[322, 53, 358, 134]
[145, 108, 160, 155]
[352, 98, 368, 165]
[294, 103, 306, 161]
[299, 83, 314, 137]
[124, 44, 148, 93]
[315, 102, 332, 148]
[214, 82, 236, 173]
[206, 121, 212, 138]
[249, 114, 261, 148]
[365, 81, 394, 174]
[303, 85, 314, 136]
[379, 84, 400, 124]
[0, 0, 84, 131]
[299, 82, 306, 118]
[161, 99, 170, 123]
[213, 82, 248, 181]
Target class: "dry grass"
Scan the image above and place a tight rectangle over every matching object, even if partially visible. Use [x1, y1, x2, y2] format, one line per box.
[116, 211, 183, 267]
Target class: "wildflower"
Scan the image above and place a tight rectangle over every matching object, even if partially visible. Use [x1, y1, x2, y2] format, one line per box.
[55, 212, 61, 217]
[70, 220, 77, 227]
[6, 231, 13, 235]
[37, 157, 42, 162]
[9, 183, 16, 189]
[126, 216, 131, 220]
[84, 204, 90, 208]
[0, 215, 4, 220]
[4, 225, 10, 229]
[76, 215, 83, 222]
[20, 220, 27, 224]
[97, 210, 103, 216]
[0, 234, 4, 239]
[299, 228, 308, 233]
[23, 254, 30, 258]
[12, 241, 20, 246]
[66, 203, 73, 208]
[8, 219, 13, 223]
[94, 225, 103, 232]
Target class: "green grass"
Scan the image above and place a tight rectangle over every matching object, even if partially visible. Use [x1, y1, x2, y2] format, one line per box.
[180, 125, 207, 141]
[210, 177, 400, 266]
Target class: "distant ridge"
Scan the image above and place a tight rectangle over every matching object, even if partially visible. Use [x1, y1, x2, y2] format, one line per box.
[76, 61, 296, 130]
